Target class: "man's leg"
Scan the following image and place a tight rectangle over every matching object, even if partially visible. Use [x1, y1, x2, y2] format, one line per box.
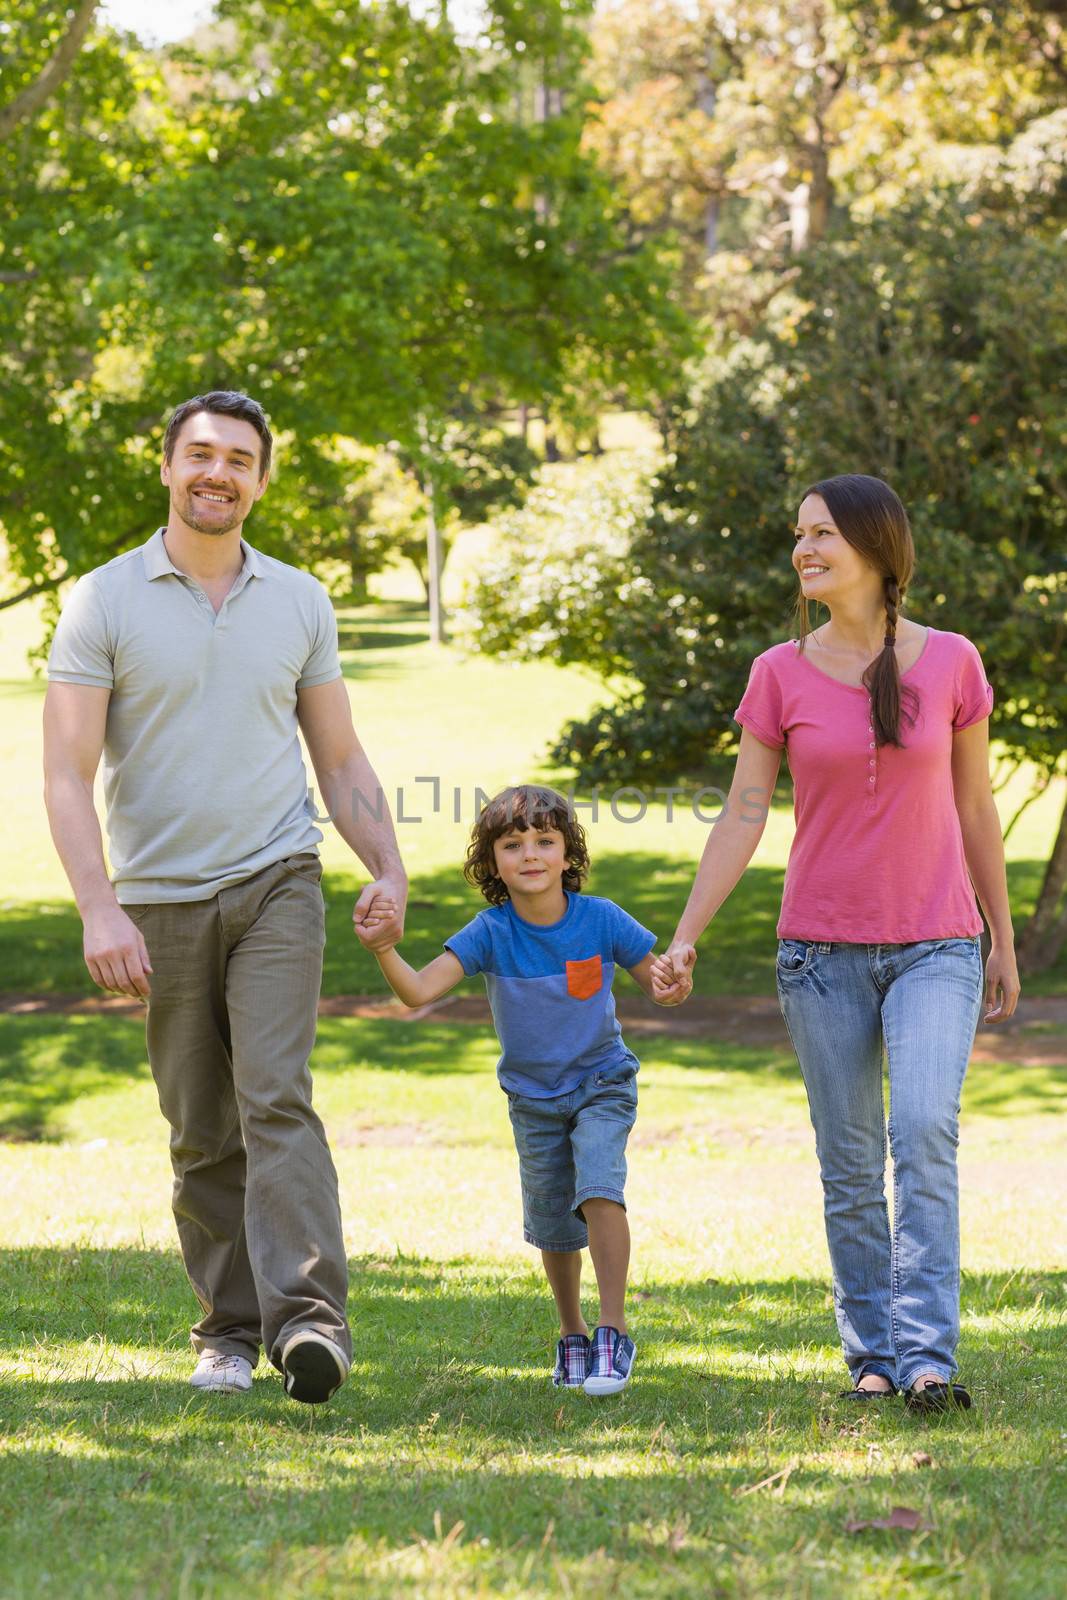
[221, 856, 350, 1373]
[131, 898, 261, 1364]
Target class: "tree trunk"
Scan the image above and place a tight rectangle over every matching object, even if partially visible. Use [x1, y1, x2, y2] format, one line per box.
[423, 470, 446, 646]
[698, 73, 719, 257]
[807, 142, 833, 244]
[0, 0, 98, 144]
[1016, 789, 1067, 973]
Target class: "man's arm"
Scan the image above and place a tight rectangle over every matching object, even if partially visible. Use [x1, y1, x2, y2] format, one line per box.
[43, 682, 153, 998]
[297, 676, 408, 949]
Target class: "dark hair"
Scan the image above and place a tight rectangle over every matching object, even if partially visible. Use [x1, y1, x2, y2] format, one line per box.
[163, 390, 273, 476]
[464, 785, 590, 907]
[797, 473, 918, 748]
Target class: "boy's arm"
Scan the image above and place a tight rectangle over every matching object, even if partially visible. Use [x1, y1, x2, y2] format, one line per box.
[363, 932, 466, 1008]
[625, 951, 692, 1007]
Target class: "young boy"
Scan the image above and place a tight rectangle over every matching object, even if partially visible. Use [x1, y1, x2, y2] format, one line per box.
[355, 784, 692, 1395]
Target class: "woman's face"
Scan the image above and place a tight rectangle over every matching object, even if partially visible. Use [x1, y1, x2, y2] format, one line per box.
[792, 494, 879, 607]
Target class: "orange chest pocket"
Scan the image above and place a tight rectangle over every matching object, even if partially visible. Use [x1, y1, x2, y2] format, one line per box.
[565, 955, 603, 1000]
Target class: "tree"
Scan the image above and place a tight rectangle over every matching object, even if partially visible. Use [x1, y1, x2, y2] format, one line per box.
[466, 198, 1067, 964]
[0, 0, 685, 637]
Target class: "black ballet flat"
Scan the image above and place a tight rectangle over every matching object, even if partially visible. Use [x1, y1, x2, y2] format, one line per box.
[905, 1381, 972, 1414]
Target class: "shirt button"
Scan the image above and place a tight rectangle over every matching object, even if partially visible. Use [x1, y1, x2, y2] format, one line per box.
[868, 741, 875, 750]
[868, 776, 876, 784]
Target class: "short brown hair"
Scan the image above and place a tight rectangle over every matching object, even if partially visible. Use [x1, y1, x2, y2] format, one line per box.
[464, 785, 590, 907]
[163, 390, 273, 476]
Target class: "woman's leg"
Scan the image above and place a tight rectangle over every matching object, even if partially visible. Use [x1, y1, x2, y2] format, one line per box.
[878, 938, 983, 1392]
[777, 941, 896, 1386]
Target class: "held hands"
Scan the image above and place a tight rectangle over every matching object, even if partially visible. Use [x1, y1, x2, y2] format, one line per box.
[353, 878, 405, 952]
[83, 903, 153, 999]
[650, 941, 697, 1005]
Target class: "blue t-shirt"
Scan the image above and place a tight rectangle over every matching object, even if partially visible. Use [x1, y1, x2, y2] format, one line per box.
[444, 891, 656, 1098]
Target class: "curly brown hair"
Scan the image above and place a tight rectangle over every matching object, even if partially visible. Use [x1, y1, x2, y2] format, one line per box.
[464, 785, 590, 907]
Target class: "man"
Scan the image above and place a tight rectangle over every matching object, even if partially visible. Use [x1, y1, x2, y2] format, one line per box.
[43, 390, 407, 1404]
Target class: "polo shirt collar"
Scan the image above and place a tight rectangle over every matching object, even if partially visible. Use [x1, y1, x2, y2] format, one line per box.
[142, 527, 265, 582]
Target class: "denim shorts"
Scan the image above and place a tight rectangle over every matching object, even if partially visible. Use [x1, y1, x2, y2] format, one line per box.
[506, 1062, 638, 1252]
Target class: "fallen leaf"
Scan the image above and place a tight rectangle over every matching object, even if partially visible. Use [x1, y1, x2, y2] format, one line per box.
[845, 1505, 929, 1534]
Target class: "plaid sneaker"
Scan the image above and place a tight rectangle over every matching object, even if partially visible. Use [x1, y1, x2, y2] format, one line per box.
[552, 1332, 591, 1388]
[584, 1326, 636, 1395]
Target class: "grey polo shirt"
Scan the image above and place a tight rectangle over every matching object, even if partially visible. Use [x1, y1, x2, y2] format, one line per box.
[48, 528, 342, 903]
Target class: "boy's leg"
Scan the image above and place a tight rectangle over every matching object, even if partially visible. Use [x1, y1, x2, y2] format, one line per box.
[541, 1249, 587, 1337]
[507, 1089, 589, 1371]
[571, 1064, 638, 1331]
[582, 1200, 630, 1333]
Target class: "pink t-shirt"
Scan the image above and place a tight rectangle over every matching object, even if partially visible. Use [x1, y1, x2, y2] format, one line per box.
[734, 628, 994, 944]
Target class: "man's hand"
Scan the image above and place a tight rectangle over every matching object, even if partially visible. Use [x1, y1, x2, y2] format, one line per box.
[83, 903, 153, 999]
[352, 875, 407, 951]
[651, 942, 696, 1004]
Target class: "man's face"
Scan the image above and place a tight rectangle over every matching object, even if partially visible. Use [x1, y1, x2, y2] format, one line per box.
[161, 411, 269, 536]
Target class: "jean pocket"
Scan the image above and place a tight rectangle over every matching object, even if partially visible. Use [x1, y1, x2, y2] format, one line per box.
[776, 939, 814, 976]
[280, 852, 323, 883]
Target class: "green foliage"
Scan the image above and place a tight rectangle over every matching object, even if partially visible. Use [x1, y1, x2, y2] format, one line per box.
[465, 200, 1067, 786]
[456, 447, 660, 672]
[0, 0, 683, 611]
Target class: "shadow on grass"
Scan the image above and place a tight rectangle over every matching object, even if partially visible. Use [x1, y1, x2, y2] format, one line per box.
[0, 1249, 1063, 1594]
[336, 627, 428, 652]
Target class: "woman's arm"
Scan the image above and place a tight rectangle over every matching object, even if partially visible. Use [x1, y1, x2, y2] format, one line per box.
[664, 730, 782, 975]
[951, 718, 1021, 1021]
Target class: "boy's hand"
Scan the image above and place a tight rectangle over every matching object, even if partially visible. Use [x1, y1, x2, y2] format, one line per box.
[352, 876, 405, 950]
[354, 895, 399, 951]
[651, 943, 696, 1005]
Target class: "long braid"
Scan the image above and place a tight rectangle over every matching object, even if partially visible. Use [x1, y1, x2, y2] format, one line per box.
[865, 572, 906, 747]
[884, 575, 899, 649]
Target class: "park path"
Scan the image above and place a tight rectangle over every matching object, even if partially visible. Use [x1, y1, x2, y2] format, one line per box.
[3, 989, 1066, 1066]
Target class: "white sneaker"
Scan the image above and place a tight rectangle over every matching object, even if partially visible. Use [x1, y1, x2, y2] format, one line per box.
[190, 1352, 254, 1393]
[280, 1329, 350, 1404]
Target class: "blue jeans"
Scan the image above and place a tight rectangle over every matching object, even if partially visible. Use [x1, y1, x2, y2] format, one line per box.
[776, 937, 983, 1390]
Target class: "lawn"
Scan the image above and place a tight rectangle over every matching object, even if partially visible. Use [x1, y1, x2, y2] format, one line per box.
[0, 1016, 1064, 1598]
[2, 581, 1066, 1596]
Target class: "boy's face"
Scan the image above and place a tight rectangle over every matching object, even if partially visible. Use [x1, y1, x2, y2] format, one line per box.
[492, 824, 569, 904]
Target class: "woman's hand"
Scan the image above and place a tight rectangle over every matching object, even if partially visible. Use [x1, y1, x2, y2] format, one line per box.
[983, 943, 1021, 1023]
[651, 942, 697, 1004]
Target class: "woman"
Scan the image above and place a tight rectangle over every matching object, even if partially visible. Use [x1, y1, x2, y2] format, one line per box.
[653, 473, 1020, 1411]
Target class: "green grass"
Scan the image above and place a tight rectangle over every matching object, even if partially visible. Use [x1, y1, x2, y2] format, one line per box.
[2, 569, 1066, 1590]
[2, 591, 1066, 997]
[0, 1014, 1064, 1598]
